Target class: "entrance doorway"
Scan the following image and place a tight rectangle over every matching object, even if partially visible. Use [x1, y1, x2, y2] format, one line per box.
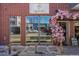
[75, 21, 79, 45]
[58, 21, 69, 46]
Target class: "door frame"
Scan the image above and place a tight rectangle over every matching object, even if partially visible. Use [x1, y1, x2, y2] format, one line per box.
[58, 21, 70, 46]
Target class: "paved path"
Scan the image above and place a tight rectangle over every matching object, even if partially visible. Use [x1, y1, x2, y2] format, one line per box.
[18, 45, 79, 56]
[0, 45, 79, 56]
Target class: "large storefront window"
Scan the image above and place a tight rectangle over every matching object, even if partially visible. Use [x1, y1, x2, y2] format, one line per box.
[26, 16, 51, 44]
[9, 16, 21, 44]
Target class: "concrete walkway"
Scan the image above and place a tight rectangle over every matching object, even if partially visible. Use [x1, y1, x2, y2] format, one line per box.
[0, 45, 79, 56]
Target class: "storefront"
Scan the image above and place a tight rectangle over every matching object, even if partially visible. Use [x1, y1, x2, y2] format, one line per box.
[9, 16, 72, 46]
[25, 16, 51, 45]
[0, 3, 78, 46]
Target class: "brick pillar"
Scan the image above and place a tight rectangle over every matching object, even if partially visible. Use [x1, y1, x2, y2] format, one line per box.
[21, 16, 26, 45]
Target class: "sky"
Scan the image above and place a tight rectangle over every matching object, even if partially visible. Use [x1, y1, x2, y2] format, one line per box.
[26, 16, 51, 24]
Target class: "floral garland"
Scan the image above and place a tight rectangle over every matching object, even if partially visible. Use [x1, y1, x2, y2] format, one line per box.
[50, 9, 79, 44]
[56, 9, 79, 20]
[50, 9, 66, 43]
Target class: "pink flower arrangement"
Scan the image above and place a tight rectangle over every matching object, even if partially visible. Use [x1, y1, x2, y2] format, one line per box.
[50, 9, 79, 43]
[55, 9, 79, 20]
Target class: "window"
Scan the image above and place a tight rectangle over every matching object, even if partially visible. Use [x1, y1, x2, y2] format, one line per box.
[26, 16, 51, 44]
[9, 16, 21, 44]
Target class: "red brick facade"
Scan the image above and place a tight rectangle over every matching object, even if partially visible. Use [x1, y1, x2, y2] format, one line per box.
[0, 3, 29, 45]
[0, 3, 72, 45]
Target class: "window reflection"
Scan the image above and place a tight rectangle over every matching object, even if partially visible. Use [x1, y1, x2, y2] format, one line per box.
[26, 16, 39, 32]
[10, 16, 21, 44]
[26, 16, 51, 44]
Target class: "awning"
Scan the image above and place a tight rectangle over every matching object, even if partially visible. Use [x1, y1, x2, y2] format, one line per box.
[72, 4, 79, 10]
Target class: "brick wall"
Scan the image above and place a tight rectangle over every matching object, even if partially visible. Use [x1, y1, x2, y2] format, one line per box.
[0, 3, 70, 45]
[0, 3, 29, 45]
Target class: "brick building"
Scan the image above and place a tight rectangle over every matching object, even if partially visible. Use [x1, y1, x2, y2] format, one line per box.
[0, 3, 78, 46]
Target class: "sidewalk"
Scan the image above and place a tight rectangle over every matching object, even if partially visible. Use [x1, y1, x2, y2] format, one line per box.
[0, 45, 79, 56]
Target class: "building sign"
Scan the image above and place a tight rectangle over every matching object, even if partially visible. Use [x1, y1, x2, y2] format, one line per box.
[29, 3, 49, 14]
